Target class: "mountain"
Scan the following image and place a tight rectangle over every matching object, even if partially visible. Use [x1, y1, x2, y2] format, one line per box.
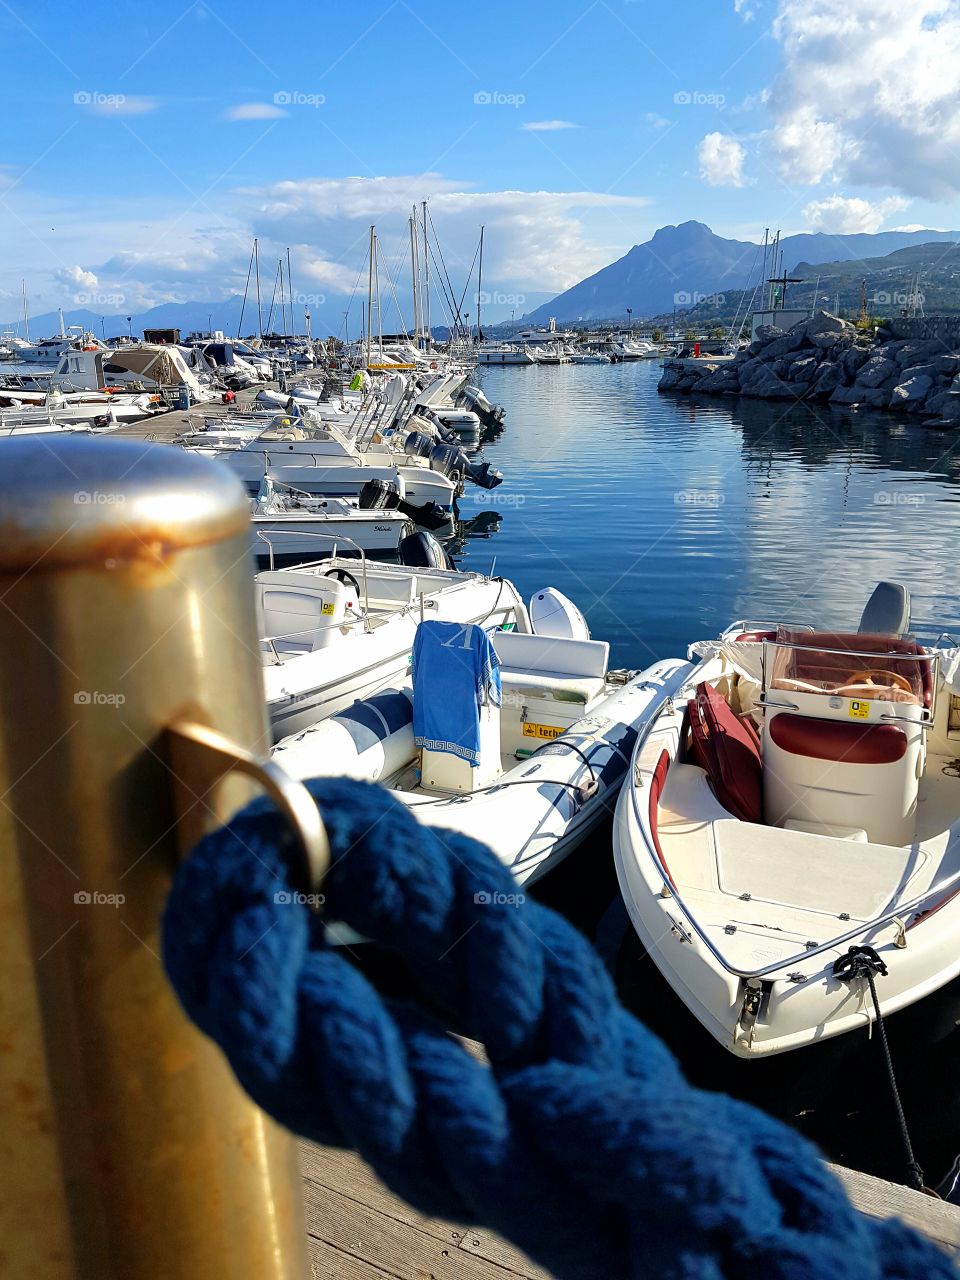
[523, 221, 960, 325]
[0, 297, 249, 342]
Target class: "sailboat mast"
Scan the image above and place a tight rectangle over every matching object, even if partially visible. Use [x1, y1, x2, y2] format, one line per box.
[254, 238, 262, 338]
[409, 215, 421, 347]
[422, 201, 431, 349]
[366, 225, 374, 368]
[21, 280, 29, 342]
[476, 224, 485, 344]
[286, 247, 294, 335]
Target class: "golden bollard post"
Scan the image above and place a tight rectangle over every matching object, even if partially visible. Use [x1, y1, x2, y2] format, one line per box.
[0, 436, 315, 1278]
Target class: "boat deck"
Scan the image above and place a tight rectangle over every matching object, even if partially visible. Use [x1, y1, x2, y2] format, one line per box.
[299, 1139, 960, 1276]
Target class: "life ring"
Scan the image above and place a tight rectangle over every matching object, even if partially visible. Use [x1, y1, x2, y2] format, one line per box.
[430, 361, 438, 370]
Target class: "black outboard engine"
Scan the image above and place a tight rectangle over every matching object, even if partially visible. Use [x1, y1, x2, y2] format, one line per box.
[357, 477, 399, 510]
[357, 476, 449, 532]
[398, 530, 455, 570]
[463, 458, 503, 490]
[403, 430, 435, 459]
[428, 442, 464, 479]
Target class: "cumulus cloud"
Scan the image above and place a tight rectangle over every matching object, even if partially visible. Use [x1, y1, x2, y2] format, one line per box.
[734, 0, 758, 19]
[802, 193, 909, 234]
[224, 102, 287, 121]
[239, 174, 651, 292]
[521, 120, 579, 132]
[768, 0, 960, 198]
[697, 133, 747, 187]
[57, 265, 99, 290]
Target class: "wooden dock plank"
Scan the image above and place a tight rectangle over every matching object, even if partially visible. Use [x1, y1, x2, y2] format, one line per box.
[301, 1139, 960, 1278]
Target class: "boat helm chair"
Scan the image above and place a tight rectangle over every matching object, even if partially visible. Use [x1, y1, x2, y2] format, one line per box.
[760, 630, 933, 845]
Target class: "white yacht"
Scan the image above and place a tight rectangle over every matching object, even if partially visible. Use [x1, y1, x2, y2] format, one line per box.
[476, 343, 537, 366]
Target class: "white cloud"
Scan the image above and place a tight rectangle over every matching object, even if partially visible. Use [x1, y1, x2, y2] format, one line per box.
[891, 223, 946, 233]
[697, 133, 747, 187]
[240, 174, 651, 292]
[802, 193, 909, 234]
[57, 265, 99, 290]
[224, 102, 287, 121]
[769, 0, 960, 198]
[521, 120, 579, 132]
[85, 95, 158, 117]
[734, 0, 758, 19]
[645, 112, 670, 130]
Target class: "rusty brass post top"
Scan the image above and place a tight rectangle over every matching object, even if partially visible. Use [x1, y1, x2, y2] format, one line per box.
[0, 436, 250, 573]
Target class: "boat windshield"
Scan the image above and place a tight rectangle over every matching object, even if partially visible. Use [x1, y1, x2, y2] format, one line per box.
[766, 629, 933, 706]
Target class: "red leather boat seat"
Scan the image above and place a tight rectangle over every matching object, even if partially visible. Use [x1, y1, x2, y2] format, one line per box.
[687, 681, 763, 823]
[768, 713, 908, 765]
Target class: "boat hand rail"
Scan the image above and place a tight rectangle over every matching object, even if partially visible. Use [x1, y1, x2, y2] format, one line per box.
[255, 530, 371, 631]
[628, 708, 960, 981]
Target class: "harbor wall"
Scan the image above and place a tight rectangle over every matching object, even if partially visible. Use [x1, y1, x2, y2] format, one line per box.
[659, 310, 960, 426]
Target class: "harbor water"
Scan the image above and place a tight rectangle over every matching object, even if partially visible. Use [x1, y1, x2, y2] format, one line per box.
[452, 360, 960, 1186]
[457, 360, 960, 660]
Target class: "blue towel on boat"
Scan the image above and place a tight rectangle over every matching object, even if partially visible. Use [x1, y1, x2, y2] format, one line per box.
[411, 621, 501, 767]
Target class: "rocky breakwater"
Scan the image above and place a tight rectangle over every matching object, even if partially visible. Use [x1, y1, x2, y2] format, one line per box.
[658, 311, 960, 427]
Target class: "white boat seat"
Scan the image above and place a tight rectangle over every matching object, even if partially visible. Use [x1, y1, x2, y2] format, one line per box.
[362, 575, 418, 609]
[783, 818, 868, 842]
[859, 580, 911, 638]
[655, 762, 925, 921]
[493, 631, 609, 705]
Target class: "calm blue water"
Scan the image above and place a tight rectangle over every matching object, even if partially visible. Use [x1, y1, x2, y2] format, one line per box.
[454, 361, 960, 667]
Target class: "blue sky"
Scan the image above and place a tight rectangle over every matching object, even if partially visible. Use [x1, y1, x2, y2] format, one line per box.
[2, 0, 959, 325]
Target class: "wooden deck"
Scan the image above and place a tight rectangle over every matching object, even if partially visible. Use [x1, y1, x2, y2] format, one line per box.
[299, 1140, 960, 1278]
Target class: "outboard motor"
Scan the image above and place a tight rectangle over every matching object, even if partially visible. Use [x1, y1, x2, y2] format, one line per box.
[428, 442, 464, 479]
[463, 458, 503, 490]
[403, 430, 436, 459]
[398, 530, 455, 570]
[529, 588, 591, 641]
[357, 476, 449, 532]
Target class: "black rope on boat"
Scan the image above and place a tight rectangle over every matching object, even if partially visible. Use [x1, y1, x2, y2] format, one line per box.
[832, 945, 926, 1193]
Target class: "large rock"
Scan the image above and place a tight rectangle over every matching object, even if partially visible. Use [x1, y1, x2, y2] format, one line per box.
[890, 373, 934, 406]
[894, 340, 944, 366]
[787, 356, 819, 384]
[696, 367, 740, 395]
[829, 384, 862, 405]
[862, 386, 892, 409]
[899, 362, 938, 383]
[739, 365, 796, 399]
[756, 332, 807, 359]
[936, 354, 960, 376]
[840, 346, 869, 382]
[857, 356, 898, 388]
[811, 364, 841, 398]
[803, 310, 852, 339]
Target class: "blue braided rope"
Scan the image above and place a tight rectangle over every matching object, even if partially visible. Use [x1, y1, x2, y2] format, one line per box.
[163, 777, 956, 1279]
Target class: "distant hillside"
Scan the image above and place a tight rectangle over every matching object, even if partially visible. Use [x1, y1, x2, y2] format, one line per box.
[523, 221, 960, 324]
[640, 240, 960, 334]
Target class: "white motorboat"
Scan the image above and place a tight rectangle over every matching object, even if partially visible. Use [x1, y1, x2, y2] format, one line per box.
[570, 352, 612, 364]
[259, 554, 527, 738]
[614, 581, 960, 1058]
[273, 591, 690, 886]
[251, 483, 413, 563]
[476, 343, 537, 366]
[50, 345, 220, 402]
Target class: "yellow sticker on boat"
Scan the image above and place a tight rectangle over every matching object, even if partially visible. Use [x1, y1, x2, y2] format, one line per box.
[321, 603, 336, 616]
[523, 722, 563, 740]
[849, 699, 869, 719]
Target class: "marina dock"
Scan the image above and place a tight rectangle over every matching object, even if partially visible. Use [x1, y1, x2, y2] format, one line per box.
[299, 1141, 960, 1276]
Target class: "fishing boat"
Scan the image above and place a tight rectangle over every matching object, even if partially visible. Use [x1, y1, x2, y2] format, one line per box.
[272, 593, 691, 885]
[259, 552, 527, 738]
[613, 582, 960, 1058]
